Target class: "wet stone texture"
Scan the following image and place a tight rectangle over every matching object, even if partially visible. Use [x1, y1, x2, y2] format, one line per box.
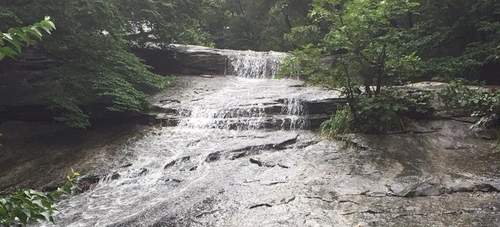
[23, 76, 497, 227]
[149, 76, 345, 130]
[46, 123, 500, 227]
[1, 74, 500, 227]
[0, 122, 147, 194]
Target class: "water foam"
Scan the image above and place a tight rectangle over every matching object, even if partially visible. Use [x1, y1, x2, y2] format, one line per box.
[225, 50, 288, 79]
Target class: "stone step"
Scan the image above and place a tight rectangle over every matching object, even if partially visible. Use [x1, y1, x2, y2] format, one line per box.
[152, 114, 331, 130]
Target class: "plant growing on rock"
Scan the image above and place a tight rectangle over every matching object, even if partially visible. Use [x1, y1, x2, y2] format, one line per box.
[0, 170, 80, 226]
[440, 81, 500, 131]
[281, 0, 428, 135]
[321, 89, 433, 136]
[320, 105, 352, 138]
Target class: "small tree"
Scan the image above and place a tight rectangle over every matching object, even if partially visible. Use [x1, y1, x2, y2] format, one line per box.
[281, 0, 427, 134]
[309, 0, 419, 95]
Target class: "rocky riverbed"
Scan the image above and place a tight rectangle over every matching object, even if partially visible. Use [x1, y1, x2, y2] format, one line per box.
[0, 74, 499, 227]
[1, 44, 500, 226]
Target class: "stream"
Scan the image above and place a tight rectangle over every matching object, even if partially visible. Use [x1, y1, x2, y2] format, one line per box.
[42, 50, 344, 226]
[33, 49, 500, 227]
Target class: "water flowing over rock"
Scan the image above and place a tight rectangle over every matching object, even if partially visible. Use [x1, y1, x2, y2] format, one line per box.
[132, 44, 289, 78]
[225, 50, 288, 78]
[151, 76, 339, 131]
[1, 45, 500, 227]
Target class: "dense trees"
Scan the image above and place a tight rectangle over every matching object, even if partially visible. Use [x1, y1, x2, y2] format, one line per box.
[203, 0, 316, 51]
[0, 0, 317, 127]
[279, 0, 500, 134]
[1, 0, 499, 130]
[410, 0, 500, 84]
[0, 0, 209, 128]
[288, 0, 500, 87]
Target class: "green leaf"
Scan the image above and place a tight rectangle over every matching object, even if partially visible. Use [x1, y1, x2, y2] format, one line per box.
[9, 28, 31, 44]
[41, 200, 54, 210]
[2, 33, 13, 41]
[39, 24, 52, 34]
[40, 20, 56, 31]
[0, 203, 7, 215]
[41, 211, 54, 223]
[23, 209, 32, 221]
[15, 209, 29, 224]
[24, 27, 43, 40]
[1, 47, 18, 58]
[32, 199, 44, 208]
[30, 189, 48, 199]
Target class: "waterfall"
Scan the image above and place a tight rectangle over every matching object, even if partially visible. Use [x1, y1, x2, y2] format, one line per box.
[171, 49, 310, 130]
[224, 50, 288, 79]
[176, 78, 309, 131]
[281, 98, 308, 130]
[40, 47, 341, 227]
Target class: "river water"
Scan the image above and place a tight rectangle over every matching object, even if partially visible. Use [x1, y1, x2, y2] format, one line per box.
[41, 50, 344, 226]
[36, 48, 500, 227]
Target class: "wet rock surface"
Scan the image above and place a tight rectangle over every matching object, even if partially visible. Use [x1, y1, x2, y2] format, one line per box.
[0, 122, 147, 194]
[132, 44, 288, 76]
[0, 76, 488, 227]
[1, 64, 500, 226]
[149, 75, 344, 130]
[37, 120, 500, 227]
[131, 44, 229, 75]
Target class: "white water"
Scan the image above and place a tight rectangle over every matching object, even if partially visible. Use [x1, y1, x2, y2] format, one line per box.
[176, 77, 307, 130]
[225, 50, 288, 79]
[41, 49, 340, 227]
[176, 50, 305, 130]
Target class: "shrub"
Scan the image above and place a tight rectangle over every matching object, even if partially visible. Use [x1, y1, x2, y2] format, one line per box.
[0, 170, 80, 226]
[440, 81, 500, 130]
[354, 89, 433, 134]
[321, 89, 433, 137]
[320, 105, 353, 138]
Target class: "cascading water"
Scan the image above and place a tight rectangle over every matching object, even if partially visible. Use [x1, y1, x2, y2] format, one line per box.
[41, 48, 340, 227]
[176, 80, 308, 131]
[177, 50, 306, 131]
[225, 50, 288, 79]
[281, 98, 307, 130]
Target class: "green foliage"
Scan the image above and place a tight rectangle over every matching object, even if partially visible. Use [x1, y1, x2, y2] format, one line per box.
[283, 25, 322, 49]
[49, 95, 91, 129]
[120, 0, 213, 46]
[354, 89, 433, 134]
[279, 0, 431, 135]
[320, 105, 352, 138]
[203, 0, 315, 51]
[281, 0, 500, 136]
[282, 0, 500, 87]
[307, 0, 421, 94]
[397, 0, 500, 83]
[0, 0, 209, 128]
[0, 17, 55, 61]
[321, 89, 433, 136]
[0, 170, 80, 226]
[277, 44, 334, 83]
[440, 81, 500, 130]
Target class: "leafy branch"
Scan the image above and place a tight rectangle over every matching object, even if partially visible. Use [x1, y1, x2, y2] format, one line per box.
[0, 170, 79, 226]
[0, 16, 56, 61]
